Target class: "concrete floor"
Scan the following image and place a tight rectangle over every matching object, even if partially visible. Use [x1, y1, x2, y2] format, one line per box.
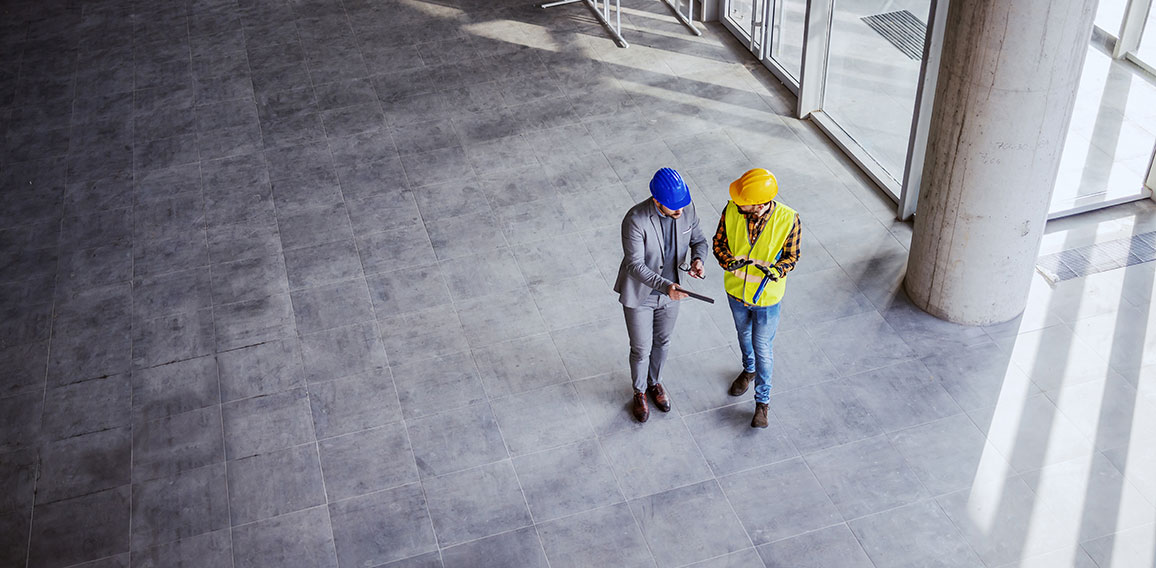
[2, 0, 1156, 567]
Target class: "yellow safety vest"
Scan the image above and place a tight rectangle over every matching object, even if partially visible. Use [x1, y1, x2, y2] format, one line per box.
[722, 200, 797, 307]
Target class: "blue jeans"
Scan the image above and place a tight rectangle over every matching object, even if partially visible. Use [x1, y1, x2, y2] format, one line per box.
[727, 295, 781, 403]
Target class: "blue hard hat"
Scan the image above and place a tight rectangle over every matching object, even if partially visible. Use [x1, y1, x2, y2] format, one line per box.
[649, 168, 691, 210]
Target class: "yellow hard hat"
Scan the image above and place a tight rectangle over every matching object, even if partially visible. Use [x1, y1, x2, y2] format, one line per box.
[729, 168, 778, 206]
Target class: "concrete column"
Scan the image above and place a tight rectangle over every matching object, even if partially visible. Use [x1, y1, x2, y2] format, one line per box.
[904, 0, 1098, 325]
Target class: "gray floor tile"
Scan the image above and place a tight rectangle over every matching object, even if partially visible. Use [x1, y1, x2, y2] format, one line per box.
[341, 186, 418, 230]
[0, 509, 30, 568]
[840, 360, 964, 433]
[231, 506, 338, 568]
[966, 393, 1095, 474]
[366, 265, 453, 318]
[131, 309, 217, 370]
[756, 524, 873, 568]
[214, 293, 297, 351]
[131, 464, 230, 549]
[0, 392, 43, 452]
[494, 198, 577, 245]
[378, 305, 471, 365]
[283, 239, 363, 291]
[512, 234, 596, 287]
[462, 135, 542, 178]
[131, 355, 221, 421]
[132, 406, 224, 482]
[216, 339, 306, 403]
[440, 247, 526, 301]
[662, 345, 744, 416]
[473, 333, 568, 399]
[227, 444, 326, 526]
[686, 402, 798, 476]
[276, 203, 354, 250]
[1044, 373, 1155, 452]
[601, 418, 714, 499]
[328, 483, 438, 568]
[291, 278, 375, 334]
[490, 382, 595, 456]
[222, 387, 315, 460]
[849, 499, 982, 568]
[806, 435, 928, 520]
[513, 439, 623, 522]
[921, 341, 1040, 412]
[629, 479, 751, 568]
[1081, 522, 1156, 568]
[719, 457, 841, 545]
[770, 381, 882, 454]
[210, 254, 290, 305]
[407, 401, 508, 477]
[299, 322, 388, 383]
[318, 423, 419, 502]
[422, 460, 532, 547]
[392, 350, 487, 420]
[760, 329, 839, 393]
[806, 311, 916, 377]
[889, 413, 1010, 497]
[132, 530, 232, 568]
[529, 272, 621, 332]
[1018, 454, 1155, 543]
[441, 526, 548, 568]
[309, 371, 401, 439]
[457, 288, 548, 349]
[778, 266, 876, 327]
[42, 374, 131, 441]
[0, 341, 46, 398]
[29, 486, 131, 568]
[38, 428, 132, 505]
[882, 296, 993, 358]
[379, 551, 444, 568]
[551, 318, 630, 381]
[411, 180, 491, 223]
[356, 223, 437, 275]
[478, 164, 557, 208]
[0, 448, 38, 513]
[937, 475, 1072, 566]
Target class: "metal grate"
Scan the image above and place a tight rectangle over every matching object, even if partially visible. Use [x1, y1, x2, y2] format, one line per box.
[1036, 231, 1156, 283]
[861, 10, 927, 60]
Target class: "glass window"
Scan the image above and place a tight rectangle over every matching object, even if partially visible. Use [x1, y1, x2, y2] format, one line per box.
[1136, 4, 1156, 65]
[768, 0, 806, 81]
[1095, 0, 1129, 36]
[823, 0, 932, 182]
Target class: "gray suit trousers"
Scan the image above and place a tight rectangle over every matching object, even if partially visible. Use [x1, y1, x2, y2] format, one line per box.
[623, 293, 681, 393]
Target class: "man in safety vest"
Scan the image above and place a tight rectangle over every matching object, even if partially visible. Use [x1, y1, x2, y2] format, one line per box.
[614, 168, 709, 423]
[713, 168, 801, 428]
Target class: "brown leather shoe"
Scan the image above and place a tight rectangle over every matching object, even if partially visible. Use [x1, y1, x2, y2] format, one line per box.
[647, 383, 671, 413]
[751, 402, 769, 428]
[729, 370, 755, 396]
[632, 392, 649, 423]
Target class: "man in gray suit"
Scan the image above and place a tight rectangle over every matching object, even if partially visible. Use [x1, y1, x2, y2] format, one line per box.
[614, 168, 709, 422]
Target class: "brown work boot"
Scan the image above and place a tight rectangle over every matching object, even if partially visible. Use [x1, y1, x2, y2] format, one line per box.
[729, 370, 755, 396]
[632, 392, 649, 423]
[751, 402, 769, 429]
[647, 383, 671, 413]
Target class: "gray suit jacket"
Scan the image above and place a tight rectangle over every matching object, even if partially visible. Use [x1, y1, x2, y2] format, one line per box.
[613, 198, 710, 308]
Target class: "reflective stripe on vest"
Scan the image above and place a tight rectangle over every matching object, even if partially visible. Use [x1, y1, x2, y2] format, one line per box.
[722, 200, 797, 307]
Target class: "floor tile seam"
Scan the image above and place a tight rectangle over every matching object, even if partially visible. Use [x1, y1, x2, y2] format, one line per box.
[21, 48, 87, 565]
[677, 407, 760, 553]
[220, 17, 287, 567]
[485, 397, 556, 568]
[554, 431, 659, 566]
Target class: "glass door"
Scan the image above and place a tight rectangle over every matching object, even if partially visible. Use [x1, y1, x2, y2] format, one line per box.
[721, 0, 805, 90]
